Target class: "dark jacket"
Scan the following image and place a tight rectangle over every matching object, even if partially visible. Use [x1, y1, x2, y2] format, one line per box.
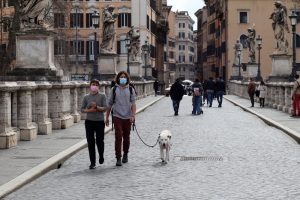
[248, 81, 256, 95]
[215, 79, 226, 92]
[206, 79, 216, 91]
[170, 81, 185, 100]
[191, 81, 204, 96]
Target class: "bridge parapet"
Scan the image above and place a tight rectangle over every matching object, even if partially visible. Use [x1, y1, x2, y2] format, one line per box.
[0, 80, 154, 149]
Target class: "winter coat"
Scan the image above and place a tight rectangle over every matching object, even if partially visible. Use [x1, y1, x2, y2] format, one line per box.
[257, 85, 267, 98]
[170, 81, 185, 101]
[248, 81, 256, 95]
[191, 82, 204, 96]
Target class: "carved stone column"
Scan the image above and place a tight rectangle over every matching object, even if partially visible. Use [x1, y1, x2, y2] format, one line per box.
[77, 82, 89, 120]
[49, 82, 74, 129]
[70, 82, 81, 123]
[17, 82, 38, 141]
[33, 82, 52, 135]
[277, 83, 285, 111]
[0, 82, 19, 149]
[265, 83, 271, 107]
[283, 82, 293, 113]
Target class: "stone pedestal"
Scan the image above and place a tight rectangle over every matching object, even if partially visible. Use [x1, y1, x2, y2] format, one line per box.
[5, 30, 63, 81]
[246, 63, 258, 78]
[0, 128, 17, 149]
[268, 54, 292, 82]
[129, 61, 143, 79]
[18, 82, 38, 141]
[98, 53, 118, 80]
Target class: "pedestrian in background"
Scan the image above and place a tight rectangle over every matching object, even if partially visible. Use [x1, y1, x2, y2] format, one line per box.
[153, 79, 159, 96]
[169, 78, 185, 116]
[257, 80, 267, 107]
[248, 77, 256, 107]
[215, 77, 226, 107]
[105, 71, 136, 166]
[81, 79, 107, 169]
[206, 77, 215, 107]
[291, 74, 300, 117]
[191, 78, 204, 115]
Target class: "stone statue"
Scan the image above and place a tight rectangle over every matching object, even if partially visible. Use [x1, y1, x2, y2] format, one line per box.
[247, 27, 256, 63]
[20, 0, 52, 30]
[101, 5, 117, 54]
[270, 0, 290, 54]
[234, 39, 243, 66]
[127, 26, 140, 61]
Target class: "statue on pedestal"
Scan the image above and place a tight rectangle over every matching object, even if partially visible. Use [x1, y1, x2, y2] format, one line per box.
[270, 0, 289, 54]
[247, 27, 256, 63]
[233, 39, 243, 66]
[101, 5, 117, 54]
[127, 26, 140, 61]
[20, 0, 52, 30]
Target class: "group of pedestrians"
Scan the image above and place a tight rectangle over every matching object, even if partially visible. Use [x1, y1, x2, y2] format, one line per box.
[169, 77, 226, 116]
[81, 71, 136, 169]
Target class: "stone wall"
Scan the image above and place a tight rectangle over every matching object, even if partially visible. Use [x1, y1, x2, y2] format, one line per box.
[0, 81, 154, 149]
[228, 80, 294, 113]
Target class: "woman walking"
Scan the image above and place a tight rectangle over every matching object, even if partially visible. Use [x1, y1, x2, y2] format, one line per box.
[257, 80, 267, 107]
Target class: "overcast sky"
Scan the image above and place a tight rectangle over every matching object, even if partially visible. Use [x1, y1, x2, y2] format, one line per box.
[167, 0, 205, 29]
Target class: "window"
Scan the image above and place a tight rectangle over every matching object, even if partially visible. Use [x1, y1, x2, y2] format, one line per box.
[70, 40, 84, 55]
[179, 55, 185, 63]
[70, 13, 83, 28]
[54, 13, 65, 28]
[189, 55, 193, 62]
[178, 45, 185, 51]
[118, 13, 131, 27]
[209, 22, 215, 34]
[86, 40, 99, 61]
[54, 40, 65, 55]
[178, 32, 185, 39]
[239, 12, 248, 24]
[169, 51, 174, 59]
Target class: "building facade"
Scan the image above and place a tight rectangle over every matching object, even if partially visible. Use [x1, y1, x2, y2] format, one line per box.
[197, 0, 300, 81]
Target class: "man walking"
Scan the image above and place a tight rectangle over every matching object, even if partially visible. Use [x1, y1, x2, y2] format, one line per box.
[169, 78, 185, 116]
[105, 71, 136, 166]
[191, 78, 204, 115]
[248, 78, 256, 107]
[215, 77, 226, 107]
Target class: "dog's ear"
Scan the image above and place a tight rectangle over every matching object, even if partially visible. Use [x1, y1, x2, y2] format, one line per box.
[168, 135, 171, 139]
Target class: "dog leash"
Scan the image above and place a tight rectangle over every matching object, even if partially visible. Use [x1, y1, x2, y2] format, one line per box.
[132, 123, 159, 148]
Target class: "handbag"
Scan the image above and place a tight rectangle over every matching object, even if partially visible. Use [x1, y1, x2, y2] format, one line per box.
[255, 90, 260, 97]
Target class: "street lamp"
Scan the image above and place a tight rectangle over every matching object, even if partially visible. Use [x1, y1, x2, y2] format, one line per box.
[237, 47, 242, 80]
[91, 11, 100, 80]
[141, 41, 150, 79]
[125, 35, 131, 74]
[256, 35, 262, 81]
[289, 11, 298, 81]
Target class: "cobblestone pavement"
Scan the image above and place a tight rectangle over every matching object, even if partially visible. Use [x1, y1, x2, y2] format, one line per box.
[4, 96, 300, 200]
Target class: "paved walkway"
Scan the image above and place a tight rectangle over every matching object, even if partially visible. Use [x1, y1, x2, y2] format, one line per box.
[0, 95, 164, 198]
[3, 95, 300, 200]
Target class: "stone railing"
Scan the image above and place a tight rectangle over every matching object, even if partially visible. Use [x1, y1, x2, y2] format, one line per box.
[0, 81, 154, 149]
[228, 80, 294, 114]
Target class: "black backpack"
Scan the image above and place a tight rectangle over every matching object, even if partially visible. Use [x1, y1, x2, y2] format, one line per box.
[112, 85, 136, 103]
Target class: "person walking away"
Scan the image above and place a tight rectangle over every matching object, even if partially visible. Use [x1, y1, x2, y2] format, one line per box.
[169, 78, 185, 116]
[105, 71, 136, 166]
[81, 79, 107, 169]
[215, 77, 226, 107]
[153, 79, 159, 96]
[248, 78, 256, 107]
[291, 75, 300, 117]
[191, 78, 204, 115]
[206, 77, 215, 107]
[202, 79, 208, 105]
[257, 80, 267, 107]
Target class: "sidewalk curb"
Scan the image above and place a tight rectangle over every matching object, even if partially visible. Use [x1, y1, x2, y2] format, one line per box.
[224, 96, 300, 144]
[0, 96, 164, 199]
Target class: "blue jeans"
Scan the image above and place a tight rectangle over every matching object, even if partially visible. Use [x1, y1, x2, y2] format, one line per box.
[216, 91, 225, 106]
[172, 100, 181, 113]
[192, 96, 203, 115]
[207, 90, 214, 107]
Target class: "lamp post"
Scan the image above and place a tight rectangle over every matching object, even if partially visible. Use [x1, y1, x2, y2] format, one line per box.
[256, 35, 262, 81]
[237, 48, 242, 80]
[289, 11, 298, 81]
[91, 11, 100, 80]
[125, 35, 131, 74]
[141, 41, 150, 79]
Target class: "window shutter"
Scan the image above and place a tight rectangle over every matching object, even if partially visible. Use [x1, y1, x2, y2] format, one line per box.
[117, 41, 120, 54]
[86, 41, 90, 61]
[128, 13, 131, 27]
[86, 13, 90, 28]
[118, 14, 121, 27]
[70, 14, 73, 27]
[80, 41, 84, 55]
[80, 14, 83, 28]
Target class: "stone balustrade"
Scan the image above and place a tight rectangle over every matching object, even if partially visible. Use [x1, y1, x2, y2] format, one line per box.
[0, 80, 154, 149]
[228, 80, 294, 114]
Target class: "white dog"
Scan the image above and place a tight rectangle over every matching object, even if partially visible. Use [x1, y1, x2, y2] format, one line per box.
[158, 130, 172, 163]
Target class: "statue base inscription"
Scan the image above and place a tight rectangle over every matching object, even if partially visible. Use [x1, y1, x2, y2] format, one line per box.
[268, 54, 292, 82]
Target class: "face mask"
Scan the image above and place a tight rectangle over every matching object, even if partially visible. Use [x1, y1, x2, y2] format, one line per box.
[90, 85, 99, 92]
[119, 78, 127, 85]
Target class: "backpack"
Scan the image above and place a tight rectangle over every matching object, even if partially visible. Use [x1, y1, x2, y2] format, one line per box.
[194, 88, 200, 96]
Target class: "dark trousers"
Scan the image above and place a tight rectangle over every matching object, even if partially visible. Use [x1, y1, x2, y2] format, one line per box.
[85, 120, 105, 165]
[172, 99, 181, 114]
[216, 91, 225, 106]
[113, 117, 132, 158]
[259, 98, 265, 107]
[249, 93, 255, 107]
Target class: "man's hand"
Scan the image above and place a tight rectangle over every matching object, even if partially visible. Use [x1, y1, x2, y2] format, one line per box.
[105, 118, 109, 127]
